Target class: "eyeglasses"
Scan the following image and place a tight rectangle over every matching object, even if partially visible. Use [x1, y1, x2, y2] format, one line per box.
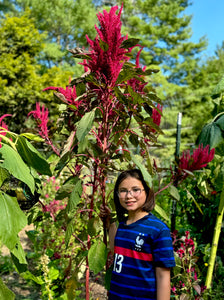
[118, 188, 145, 198]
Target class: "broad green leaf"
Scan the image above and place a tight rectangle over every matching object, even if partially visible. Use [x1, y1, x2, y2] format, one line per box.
[197, 122, 223, 149]
[87, 217, 101, 237]
[65, 219, 74, 247]
[116, 68, 136, 84]
[16, 136, 52, 176]
[20, 133, 44, 142]
[130, 154, 152, 186]
[0, 192, 27, 250]
[120, 38, 140, 49]
[169, 185, 180, 201]
[67, 179, 82, 214]
[88, 241, 108, 274]
[76, 110, 95, 142]
[0, 277, 15, 300]
[54, 151, 70, 174]
[154, 204, 169, 221]
[0, 167, 9, 187]
[0, 144, 35, 194]
[11, 238, 27, 265]
[48, 267, 59, 281]
[215, 114, 224, 131]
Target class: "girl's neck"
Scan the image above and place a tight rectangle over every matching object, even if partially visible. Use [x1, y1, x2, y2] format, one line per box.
[126, 211, 148, 225]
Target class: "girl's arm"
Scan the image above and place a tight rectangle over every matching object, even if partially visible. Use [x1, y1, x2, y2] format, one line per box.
[99, 205, 117, 252]
[108, 222, 117, 252]
[156, 267, 171, 300]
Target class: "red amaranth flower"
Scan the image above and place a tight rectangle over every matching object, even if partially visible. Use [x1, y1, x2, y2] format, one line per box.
[178, 144, 215, 174]
[0, 114, 12, 148]
[152, 104, 163, 128]
[82, 5, 130, 87]
[43, 86, 81, 108]
[28, 102, 49, 139]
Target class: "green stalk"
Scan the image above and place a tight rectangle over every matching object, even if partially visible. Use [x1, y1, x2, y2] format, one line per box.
[205, 186, 224, 289]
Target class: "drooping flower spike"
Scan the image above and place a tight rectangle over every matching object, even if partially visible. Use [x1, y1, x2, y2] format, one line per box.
[28, 102, 49, 139]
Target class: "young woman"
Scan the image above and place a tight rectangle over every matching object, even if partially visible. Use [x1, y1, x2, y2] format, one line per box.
[101, 169, 175, 300]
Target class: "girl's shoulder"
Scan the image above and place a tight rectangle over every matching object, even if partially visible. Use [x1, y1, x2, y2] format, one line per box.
[144, 213, 170, 230]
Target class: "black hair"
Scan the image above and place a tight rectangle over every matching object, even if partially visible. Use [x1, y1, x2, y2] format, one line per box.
[114, 169, 155, 222]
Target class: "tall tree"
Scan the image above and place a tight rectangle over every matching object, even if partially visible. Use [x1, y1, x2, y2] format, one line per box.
[14, 0, 98, 69]
[0, 11, 73, 133]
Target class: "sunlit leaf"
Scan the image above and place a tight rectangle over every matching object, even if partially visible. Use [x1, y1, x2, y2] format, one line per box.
[16, 136, 52, 176]
[0, 277, 15, 300]
[130, 154, 152, 186]
[76, 110, 95, 142]
[169, 185, 180, 201]
[154, 204, 169, 221]
[0, 144, 35, 193]
[88, 241, 108, 274]
[0, 192, 27, 250]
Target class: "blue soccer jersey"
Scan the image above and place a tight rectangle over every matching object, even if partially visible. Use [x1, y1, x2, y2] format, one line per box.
[109, 213, 175, 300]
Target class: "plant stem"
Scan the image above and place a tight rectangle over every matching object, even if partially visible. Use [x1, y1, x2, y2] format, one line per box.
[205, 186, 224, 289]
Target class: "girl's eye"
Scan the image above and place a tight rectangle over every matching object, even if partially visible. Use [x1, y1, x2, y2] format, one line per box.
[133, 188, 140, 192]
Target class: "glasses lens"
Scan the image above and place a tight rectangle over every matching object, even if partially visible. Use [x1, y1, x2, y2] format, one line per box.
[118, 188, 141, 198]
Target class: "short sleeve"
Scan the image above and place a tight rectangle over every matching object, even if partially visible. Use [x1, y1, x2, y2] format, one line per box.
[152, 226, 176, 268]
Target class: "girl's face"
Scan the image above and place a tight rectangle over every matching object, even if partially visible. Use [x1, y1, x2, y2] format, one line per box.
[118, 177, 147, 215]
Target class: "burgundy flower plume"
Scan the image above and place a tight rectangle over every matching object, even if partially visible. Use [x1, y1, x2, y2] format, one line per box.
[178, 144, 215, 176]
[82, 4, 130, 87]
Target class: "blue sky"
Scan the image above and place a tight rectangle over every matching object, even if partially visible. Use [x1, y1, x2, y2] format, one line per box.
[186, 0, 224, 57]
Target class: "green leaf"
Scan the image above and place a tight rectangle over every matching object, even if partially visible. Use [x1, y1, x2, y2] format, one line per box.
[20, 133, 44, 142]
[16, 136, 52, 176]
[88, 241, 108, 274]
[99, 39, 109, 51]
[0, 192, 27, 250]
[48, 267, 59, 281]
[197, 122, 223, 149]
[154, 204, 169, 221]
[215, 114, 224, 131]
[130, 154, 152, 186]
[0, 167, 9, 187]
[0, 277, 15, 300]
[11, 238, 27, 266]
[169, 185, 180, 201]
[120, 38, 140, 49]
[76, 110, 95, 142]
[22, 271, 44, 285]
[116, 68, 135, 84]
[0, 144, 35, 194]
[87, 217, 101, 237]
[67, 180, 83, 213]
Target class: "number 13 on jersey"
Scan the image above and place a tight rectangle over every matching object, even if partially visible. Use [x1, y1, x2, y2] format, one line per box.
[113, 253, 124, 273]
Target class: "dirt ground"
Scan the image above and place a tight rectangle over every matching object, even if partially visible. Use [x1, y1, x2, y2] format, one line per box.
[1, 225, 108, 300]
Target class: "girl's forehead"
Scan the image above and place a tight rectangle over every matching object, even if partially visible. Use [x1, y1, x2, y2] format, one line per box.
[119, 177, 143, 187]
